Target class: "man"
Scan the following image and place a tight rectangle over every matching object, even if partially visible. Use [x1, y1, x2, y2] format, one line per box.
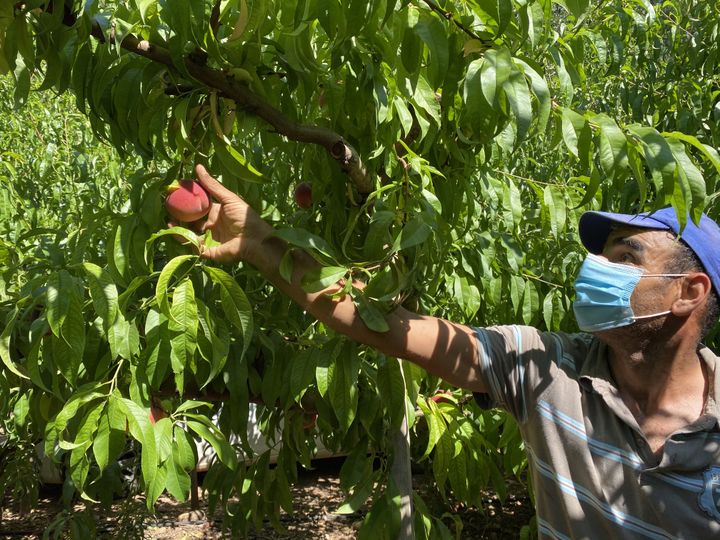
[192, 164, 720, 538]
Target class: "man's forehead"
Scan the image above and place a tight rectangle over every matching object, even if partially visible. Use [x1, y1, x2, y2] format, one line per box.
[604, 225, 676, 250]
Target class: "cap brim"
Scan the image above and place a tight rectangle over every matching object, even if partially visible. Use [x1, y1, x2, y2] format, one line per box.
[578, 211, 670, 254]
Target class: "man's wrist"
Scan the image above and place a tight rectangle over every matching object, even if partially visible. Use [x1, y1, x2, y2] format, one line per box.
[247, 230, 287, 273]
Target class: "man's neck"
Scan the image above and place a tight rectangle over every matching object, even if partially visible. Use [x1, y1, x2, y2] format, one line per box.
[608, 339, 705, 415]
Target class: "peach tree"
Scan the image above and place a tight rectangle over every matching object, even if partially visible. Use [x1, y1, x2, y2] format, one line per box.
[1, 0, 719, 537]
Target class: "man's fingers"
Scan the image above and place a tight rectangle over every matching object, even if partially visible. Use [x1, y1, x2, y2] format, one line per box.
[199, 245, 228, 262]
[195, 164, 239, 204]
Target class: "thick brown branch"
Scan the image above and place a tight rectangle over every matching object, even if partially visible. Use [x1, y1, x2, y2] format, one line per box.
[88, 21, 374, 194]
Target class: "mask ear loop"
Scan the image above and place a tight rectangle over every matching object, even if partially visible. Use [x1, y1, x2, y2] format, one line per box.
[631, 274, 689, 321]
[632, 310, 672, 320]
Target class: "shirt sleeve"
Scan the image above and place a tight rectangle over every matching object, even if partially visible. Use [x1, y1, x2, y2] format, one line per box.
[473, 325, 590, 423]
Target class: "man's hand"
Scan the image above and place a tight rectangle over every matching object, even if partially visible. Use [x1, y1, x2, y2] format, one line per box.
[193, 164, 273, 265]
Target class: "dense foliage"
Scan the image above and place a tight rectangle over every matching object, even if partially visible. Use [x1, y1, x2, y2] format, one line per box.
[1, 0, 719, 537]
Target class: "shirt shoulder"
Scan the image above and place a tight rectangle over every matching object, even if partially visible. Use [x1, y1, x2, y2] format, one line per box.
[473, 325, 600, 420]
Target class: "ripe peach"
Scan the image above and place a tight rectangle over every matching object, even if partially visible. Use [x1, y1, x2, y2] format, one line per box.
[149, 404, 168, 425]
[294, 182, 312, 209]
[165, 180, 211, 222]
[430, 390, 452, 403]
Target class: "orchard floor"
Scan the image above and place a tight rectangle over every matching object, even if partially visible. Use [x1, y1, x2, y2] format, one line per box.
[1, 458, 534, 539]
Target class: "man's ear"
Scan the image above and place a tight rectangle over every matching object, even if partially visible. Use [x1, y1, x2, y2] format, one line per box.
[671, 272, 712, 316]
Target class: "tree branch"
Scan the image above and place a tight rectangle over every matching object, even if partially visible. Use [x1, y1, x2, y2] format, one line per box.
[420, 0, 490, 44]
[86, 17, 374, 194]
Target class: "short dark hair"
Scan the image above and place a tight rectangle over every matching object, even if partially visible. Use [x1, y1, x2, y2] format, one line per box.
[665, 240, 720, 338]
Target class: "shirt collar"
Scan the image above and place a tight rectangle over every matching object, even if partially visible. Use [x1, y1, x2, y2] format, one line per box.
[578, 338, 720, 427]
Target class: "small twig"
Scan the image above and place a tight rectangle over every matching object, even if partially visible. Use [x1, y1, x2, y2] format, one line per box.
[420, 0, 489, 44]
[660, 8, 695, 40]
[491, 168, 583, 191]
[521, 272, 562, 289]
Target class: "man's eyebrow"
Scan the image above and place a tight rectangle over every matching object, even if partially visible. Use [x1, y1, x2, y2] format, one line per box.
[610, 236, 644, 252]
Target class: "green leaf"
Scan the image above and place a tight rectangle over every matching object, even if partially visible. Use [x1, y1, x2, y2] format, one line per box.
[353, 291, 390, 333]
[315, 340, 339, 398]
[67, 408, 104, 499]
[143, 309, 172, 388]
[503, 66, 533, 144]
[0, 308, 28, 379]
[521, 279, 539, 325]
[273, 228, 338, 264]
[463, 57, 498, 138]
[543, 289, 562, 331]
[279, 249, 294, 283]
[628, 125, 676, 199]
[197, 299, 230, 388]
[413, 11, 449, 89]
[300, 266, 347, 294]
[146, 226, 201, 251]
[46, 270, 74, 338]
[509, 274, 525, 315]
[328, 342, 360, 433]
[169, 278, 198, 383]
[480, 47, 513, 108]
[392, 216, 431, 251]
[174, 426, 197, 471]
[664, 131, 720, 176]
[549, 45, 574, 103]
[108, 220, 131, 288]
[93, 396, 126, 472]
[203, 266, 253, 357]
[515, 58, 551, 133]
[154, 417, 174, 463]
[173, 400, 212, 415]
[134, 0, 156, 22]
[107, 314, 140, 360]
[376, 357, 406, 431]
[432, 431, 453, 492]
[593, 114, 628, 178]
[214, 138, 265, 183]
[146, 459, 168, 507]
[559, 0, 591, 20]
[119, 398, 159, 505]
[336, 470, 377, 514]
[417, 398, 446, 460]
[155, 255, 196, 319]
[543, 186, 566, 238]
[83, 262, 120, 331]
[666, 138, 706, 223]
[70, 400, 105, 452]
[164, 454, 191, 501]
[186, 419, 237, 470]
[561, 108, 585, 158]
[289, 349, 316, 403]
[52, 384, 108, 439]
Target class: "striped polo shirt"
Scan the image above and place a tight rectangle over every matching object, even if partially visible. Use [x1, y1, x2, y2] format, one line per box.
[473, 325, 720, 539]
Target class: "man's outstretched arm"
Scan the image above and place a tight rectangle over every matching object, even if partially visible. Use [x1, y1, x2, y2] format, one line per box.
[194, 164, 487, 393]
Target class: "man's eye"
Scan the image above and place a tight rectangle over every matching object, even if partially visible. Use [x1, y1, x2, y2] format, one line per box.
[619, 252, 635, 262]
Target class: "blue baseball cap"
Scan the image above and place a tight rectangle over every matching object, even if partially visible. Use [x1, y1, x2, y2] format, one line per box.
[578, 207, 720, 296]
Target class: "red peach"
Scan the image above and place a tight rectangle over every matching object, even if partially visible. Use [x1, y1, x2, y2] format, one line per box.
[294, 182, 312, 209]
[165, 180, 211, 222]
[149, 404, 168, 425]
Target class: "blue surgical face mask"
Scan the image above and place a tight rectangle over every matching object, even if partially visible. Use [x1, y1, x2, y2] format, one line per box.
[573, 253, 688, 332]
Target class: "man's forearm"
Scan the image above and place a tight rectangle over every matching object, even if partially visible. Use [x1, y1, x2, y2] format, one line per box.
[249, 234, 487, 393]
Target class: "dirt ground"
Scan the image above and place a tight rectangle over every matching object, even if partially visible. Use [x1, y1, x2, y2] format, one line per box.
[0, 458, 534, 539]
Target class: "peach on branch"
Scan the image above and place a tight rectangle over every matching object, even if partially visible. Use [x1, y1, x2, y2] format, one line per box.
[293, 181, 313, 209]
[165, 180, 211, 222]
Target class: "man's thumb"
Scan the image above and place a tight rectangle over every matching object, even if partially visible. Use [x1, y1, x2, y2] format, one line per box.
[195, 164, 237, 203]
